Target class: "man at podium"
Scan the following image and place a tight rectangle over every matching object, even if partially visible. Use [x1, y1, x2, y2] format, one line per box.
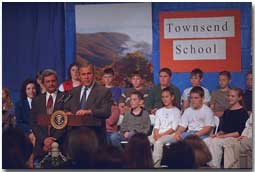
[30, 69, 67, 160]
[64, 62, 112, 145]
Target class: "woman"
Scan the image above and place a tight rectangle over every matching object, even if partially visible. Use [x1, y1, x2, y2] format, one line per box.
[2, 88, 15, 130]
[59, 63, 81, 92]
[15, 79, 37, 146]
[125, 133, 153, 168]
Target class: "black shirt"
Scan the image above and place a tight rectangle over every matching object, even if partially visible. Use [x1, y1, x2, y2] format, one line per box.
[220, 108, 249, 135]
[244, 89, 252, 112]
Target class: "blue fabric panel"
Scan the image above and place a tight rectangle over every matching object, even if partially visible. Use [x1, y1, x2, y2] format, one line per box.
[3, 2, 65, 102]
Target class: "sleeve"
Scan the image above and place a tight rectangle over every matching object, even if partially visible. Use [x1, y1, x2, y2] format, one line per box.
[91, 89, 113, 119]
[210, 91, 216, 104]
[172, 109, 181, 130]
[241, 114, 252, 137]
[144, 89, 155, 111]
[141, 111, 151, 135]
[237, 110, 249, 135]
[179, 110, 189, 128]
[15, 101, 31, 134]
[120, 112, 129, 133]
[181, 89, 188, 101]
[154, 110, 161, 129]
[204, 88, 211, 103]
[204, 107, 215, 126]
[174, 87, 181, 109]
[106, 105, 120, 126]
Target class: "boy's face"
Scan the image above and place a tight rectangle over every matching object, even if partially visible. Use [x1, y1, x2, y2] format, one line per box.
[161, 91, 174, 107]
[159, 72, 170, 87]
[130, 94, 141, 109]
[246, 73, 252, 90]
[190, 74, 202, 87]
[190, 92, 203, 109]
[131, 76, 143, 89]
[102, 74, 114, 86]
[219, 75, 230, 89]
[228, 90, 241, 106]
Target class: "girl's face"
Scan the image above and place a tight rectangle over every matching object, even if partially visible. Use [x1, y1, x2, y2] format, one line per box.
[70, 65, 79, 80]
[228, 90, 242, 106]
[26, 83, 36, 99]
[161, 91, 174, 107]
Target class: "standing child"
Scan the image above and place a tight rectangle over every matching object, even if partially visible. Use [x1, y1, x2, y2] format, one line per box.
[110, 91, 151, 150]
[181, 68, 211, 110]
[148, 87, 181, 167]
[210, 71, 231, 117]
[205, 88, 249, 168]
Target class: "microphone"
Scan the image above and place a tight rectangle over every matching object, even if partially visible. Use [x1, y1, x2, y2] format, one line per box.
[63, 94, 72, 103]
[57, 94, 65, 103]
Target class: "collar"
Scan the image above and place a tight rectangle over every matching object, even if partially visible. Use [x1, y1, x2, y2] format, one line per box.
[131, 107, 143, 117]
[82, 81, 95, 90]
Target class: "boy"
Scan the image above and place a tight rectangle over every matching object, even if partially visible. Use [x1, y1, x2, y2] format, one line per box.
[148, 87, 181, 167]
[181, 68, 211, 110]
[210, 71, 231, 117]
[243, 71, 252, 114]
[102, 68, 122, 104]
[110, 91, 151, 149]
[172, 86, 214, 142]
[119, 71, 149, 112]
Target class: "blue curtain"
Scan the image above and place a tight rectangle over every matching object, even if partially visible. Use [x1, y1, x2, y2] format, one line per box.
[3, 2, 65, 102]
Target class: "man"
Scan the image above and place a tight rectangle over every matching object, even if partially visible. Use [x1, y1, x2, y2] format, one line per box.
[30, 69, 66, 160]
[145, 68, 181, 114]
[64, 62, 112, 144]
[243, 71, 252, 114]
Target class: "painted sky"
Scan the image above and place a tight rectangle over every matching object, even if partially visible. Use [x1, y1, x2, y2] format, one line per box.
[75, 3, 152, 44]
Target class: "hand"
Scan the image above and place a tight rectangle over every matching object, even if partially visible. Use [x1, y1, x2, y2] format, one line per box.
[76, 109, 91, 115]
[173, 133, 181, 141]
[216, 134, 225, 138]
[43, 137, 56, 152]
[237, 136, 248, 141]
[124, 132, 129, 139]
[150, 108, 157, 115]
[66, 112, 73, 115]
[28, 132, 36, 147]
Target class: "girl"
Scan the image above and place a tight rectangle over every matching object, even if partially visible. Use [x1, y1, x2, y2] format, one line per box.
[206, 88, 249, 168]
[148, 87, 181, 168]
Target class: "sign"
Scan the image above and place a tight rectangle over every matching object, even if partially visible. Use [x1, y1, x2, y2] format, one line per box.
[160, 10, 241, 72]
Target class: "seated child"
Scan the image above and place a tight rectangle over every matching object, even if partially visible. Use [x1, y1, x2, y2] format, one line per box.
[110, 91, 151, 149]
[148, 87, 181, 167]
[181, 68, 211, 110]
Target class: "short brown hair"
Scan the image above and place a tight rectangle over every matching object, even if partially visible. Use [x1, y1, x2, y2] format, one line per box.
[219, 71, 231, 80]
[78, 62, 95, 74]
[159, 68, 172, 77]
[191, 68, 203, 79]
[190, 86, 204, 98]
[41, 69, 57, 84]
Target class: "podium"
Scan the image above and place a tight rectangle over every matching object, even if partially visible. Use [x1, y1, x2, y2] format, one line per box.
[37, 112, 102, 129]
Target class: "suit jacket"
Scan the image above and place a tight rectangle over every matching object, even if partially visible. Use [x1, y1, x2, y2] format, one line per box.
[30, 91, 67, 159]
[15, 99, 31, 135]
[64, 83, 112, 142]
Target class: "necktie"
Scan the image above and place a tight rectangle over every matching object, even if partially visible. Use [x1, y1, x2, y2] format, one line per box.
[80, 87, 88, 109]
[47, 95, 53, 114]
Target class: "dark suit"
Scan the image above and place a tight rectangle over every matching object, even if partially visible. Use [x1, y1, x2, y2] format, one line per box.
[30, 91, 66, 159]
[15, 99, 31, 135]
[64, 83, 112, 144]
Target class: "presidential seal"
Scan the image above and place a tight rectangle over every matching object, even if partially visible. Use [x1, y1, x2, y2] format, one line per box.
[50, 110, 68, 130]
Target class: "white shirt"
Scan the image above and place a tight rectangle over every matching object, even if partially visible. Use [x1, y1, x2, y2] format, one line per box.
[241, 113, 252, 138]
[27, 97, 32, 109]
[181, 86, 211, 103]
[154, 107, 181, 133]
[46, 91, 57, 108]
[180, 104, 214, 131]
[80, 82, 95, 101]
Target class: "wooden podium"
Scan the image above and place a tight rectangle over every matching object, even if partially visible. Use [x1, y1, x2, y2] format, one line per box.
[37, 112, 102, 129]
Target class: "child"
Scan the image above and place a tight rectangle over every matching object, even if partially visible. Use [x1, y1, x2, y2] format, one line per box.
[119, 71, 150, 112]
[173, 86, 214, 141]
[110, 91, 151, 149]
[210, 71, 231, 117]
[181, 68, 211, 110]
[102, 68, 122, 104]
[148, 87, 181, 167]
[205, 88, 249, 168]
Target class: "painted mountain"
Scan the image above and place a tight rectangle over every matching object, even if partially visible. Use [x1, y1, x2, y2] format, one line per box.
[76, 32, 152, 67]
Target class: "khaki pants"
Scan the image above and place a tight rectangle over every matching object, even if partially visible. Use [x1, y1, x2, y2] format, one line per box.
[148, 133, 175, 168]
